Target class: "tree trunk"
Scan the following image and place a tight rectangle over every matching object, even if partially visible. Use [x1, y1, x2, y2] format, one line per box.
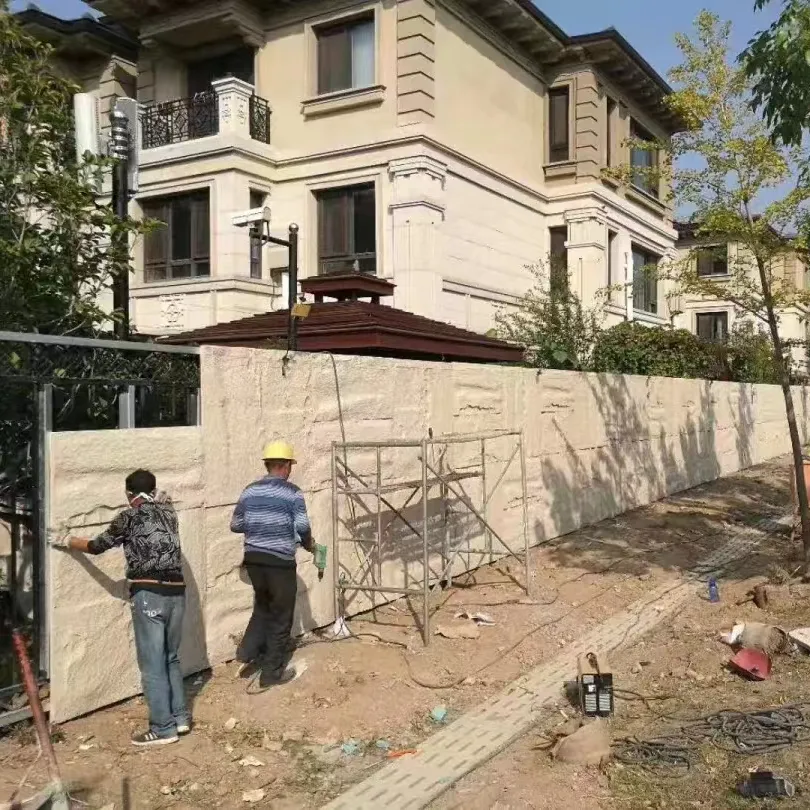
[759, 264, 810, 562]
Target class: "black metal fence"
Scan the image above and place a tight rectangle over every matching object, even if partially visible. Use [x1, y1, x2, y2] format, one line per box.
[0, 331, 200, 721]
[140, 92, 273, 149]
[141, 93, 219, 149]
[249, 95, 271, 144]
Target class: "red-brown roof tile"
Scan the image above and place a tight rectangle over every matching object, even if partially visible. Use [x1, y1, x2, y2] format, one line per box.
[162, 301, 523, 364]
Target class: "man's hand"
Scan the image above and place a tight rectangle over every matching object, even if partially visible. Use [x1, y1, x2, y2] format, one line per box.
[301, 536, 315, 554]
[50, 535, 90, 552]
[48, 531, 71, 550]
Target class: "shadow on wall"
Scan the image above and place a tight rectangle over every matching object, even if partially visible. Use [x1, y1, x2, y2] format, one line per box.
[335, 487, 491, 615]
[69, 551, 210, 683]
[537, 373, 785, 579]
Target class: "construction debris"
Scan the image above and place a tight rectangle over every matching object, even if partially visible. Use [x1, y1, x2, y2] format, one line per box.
[430, 706, 449, 724]
[435, 622, 480, 640]
[720, 622, 791, 655]
[729, 648, 772, 681]
[552, 719, 611, 766]
[455, 611, 496, 626]
[238, 756, 264, 768]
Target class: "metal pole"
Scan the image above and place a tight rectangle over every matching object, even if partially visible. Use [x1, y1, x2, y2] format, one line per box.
[109, 109, 131, 340]
[481, 439, 491, 564]
[331, 444, 340, 621]
[376, 446, 382, 591]
[442, 461, 451, 588]
[118, 384, 136, 429]
[421, 440, 430, 646]
[35, 383, 52, 680]
[11, 629, 69, 810]
[287, 223, 299, 352]
[519, 432, 531, 597]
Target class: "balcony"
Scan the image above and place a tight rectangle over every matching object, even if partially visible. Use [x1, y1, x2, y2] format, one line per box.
[139, 77, 271, 151]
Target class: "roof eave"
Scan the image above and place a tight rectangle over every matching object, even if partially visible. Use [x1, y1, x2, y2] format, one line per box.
[16, 9, 138, 62]
[564, 31, 688, 134]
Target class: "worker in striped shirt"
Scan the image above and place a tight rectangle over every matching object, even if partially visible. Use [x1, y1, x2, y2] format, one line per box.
[230, 440, 314, 689]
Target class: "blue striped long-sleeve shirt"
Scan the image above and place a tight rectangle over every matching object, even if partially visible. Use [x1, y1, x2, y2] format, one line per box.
[230, 476, 312, 561]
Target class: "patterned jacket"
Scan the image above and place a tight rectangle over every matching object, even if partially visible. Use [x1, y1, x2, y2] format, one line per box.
[88, 500, 184, 585]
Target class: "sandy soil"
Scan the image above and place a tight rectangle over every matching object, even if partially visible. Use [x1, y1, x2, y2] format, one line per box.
[0, 457, 797, 810]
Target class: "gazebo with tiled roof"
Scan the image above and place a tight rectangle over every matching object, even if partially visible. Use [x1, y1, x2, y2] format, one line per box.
[162, 274, 523, 364]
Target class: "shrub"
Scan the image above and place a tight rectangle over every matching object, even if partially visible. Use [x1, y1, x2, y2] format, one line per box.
[726, 320, 784, 384]
[495, 264, 601, 370]
[592, 322, 729, 379]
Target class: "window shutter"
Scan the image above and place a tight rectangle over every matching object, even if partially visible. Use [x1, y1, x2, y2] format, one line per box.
[319, 191, 350, 260]
[352, 186, 376, 256]
[647, 264, 658, 314]
[191, 194, 210, 261]
[549, 88, 569, 162]
[318, 26, 352, 94]
[351, 19, 375, 88]
[143, 200, 169, 279]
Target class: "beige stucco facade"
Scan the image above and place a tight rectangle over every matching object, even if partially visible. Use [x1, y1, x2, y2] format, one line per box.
[48, 345, 810, 722]
[77, 0, 684, 336]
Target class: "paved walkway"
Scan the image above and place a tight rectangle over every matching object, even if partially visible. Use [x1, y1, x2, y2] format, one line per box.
[323, 513, 790, 810]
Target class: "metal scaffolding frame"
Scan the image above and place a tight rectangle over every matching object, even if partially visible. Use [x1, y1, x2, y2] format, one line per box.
[331, 430, 530, 645]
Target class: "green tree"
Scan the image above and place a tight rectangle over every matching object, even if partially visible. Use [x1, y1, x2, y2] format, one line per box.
[726, 320, 786, 383]
[741, 0, 810, 147]
[0, 1, 143, 334]
[608, 12, 810, 560]
[495, 261, 601, 371]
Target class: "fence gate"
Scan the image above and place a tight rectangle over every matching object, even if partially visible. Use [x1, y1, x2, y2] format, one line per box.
[0, 331, 200, 726]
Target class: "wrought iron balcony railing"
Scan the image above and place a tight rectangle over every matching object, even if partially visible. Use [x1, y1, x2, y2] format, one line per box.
[140, 92, 273, 149]
[249, 95, 271, 144]
[141, 92, 219, 149]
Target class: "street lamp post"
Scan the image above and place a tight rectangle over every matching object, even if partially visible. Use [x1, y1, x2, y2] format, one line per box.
[108, 108, 131, 339]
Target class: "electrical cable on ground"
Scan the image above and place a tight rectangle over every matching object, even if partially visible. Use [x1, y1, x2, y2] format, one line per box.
[611, 703, 810, 775]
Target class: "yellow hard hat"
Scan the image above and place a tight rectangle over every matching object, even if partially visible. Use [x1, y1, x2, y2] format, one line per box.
[262, 440, 296, 462]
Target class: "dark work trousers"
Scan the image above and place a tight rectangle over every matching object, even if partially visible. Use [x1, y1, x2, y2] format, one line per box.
[237, 554, 297, 671]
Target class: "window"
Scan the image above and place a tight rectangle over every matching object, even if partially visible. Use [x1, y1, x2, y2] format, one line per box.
[630, 120, 658, 198]
[606, 98, 616, 166]
[187, 47, 255, 95]
[142, 192, 210, 282]
[317, 183, 376, 275]
[696, 312, 729, 342]
[697, 248, 729, 277]
[316, 15, 375, 95]
[249, 190, 265, 280]
[632, 246, 658, 314]
[607, 230, 617, 287]
[548, 226, 568, 294]
[548, 87, 570, 163]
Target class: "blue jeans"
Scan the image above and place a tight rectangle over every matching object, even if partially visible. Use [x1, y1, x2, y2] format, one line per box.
[131, 589, 189, 738]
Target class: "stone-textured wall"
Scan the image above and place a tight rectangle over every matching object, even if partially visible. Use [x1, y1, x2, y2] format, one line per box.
[49, 427, 204, 723]
[48, 348, 810, 722]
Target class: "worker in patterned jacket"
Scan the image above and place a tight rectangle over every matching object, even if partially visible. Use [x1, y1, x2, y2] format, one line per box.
[53, 469, 189, 747]
[230, 440, 314, 690]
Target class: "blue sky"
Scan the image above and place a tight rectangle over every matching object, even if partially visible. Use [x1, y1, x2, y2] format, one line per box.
[12, 0, 780, 82]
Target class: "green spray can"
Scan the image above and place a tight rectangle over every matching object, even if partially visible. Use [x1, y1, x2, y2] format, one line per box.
[314, 543, 328, 580]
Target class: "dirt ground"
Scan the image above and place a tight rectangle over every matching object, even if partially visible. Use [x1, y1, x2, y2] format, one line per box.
[0, 457, 800, 810]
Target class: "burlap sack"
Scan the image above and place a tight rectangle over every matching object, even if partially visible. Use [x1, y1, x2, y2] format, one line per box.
[552, 718, 611, 765]
[739, 622, 790, 655]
